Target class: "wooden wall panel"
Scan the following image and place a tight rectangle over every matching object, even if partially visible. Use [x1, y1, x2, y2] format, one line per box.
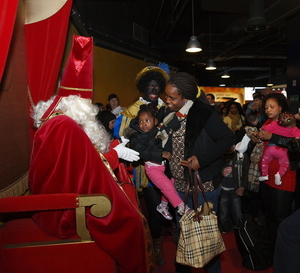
[0, 2, 30, 195]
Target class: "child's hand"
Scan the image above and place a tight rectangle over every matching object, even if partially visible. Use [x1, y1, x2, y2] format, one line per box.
[235, 187, 245, 196]
[162, 151, 172, 161]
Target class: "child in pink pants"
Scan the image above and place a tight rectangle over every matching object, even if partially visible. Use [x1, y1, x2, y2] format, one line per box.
[129, 105, 192, 220]
[259, 112, 300, 185]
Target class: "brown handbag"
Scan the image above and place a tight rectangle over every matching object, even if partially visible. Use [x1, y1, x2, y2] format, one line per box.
[176, 165, 226, 268]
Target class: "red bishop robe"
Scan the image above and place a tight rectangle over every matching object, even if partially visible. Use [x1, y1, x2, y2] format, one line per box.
[29, 113, 155, 273]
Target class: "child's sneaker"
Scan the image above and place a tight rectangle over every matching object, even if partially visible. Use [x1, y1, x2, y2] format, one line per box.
[157, 204, 173, 220]
[275, 172, 282, 185]
[259, 175, 269, 181]
[177, 205, 194, 216]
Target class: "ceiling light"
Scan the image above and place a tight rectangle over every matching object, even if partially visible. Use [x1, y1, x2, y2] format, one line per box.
[267, 65, 275, 87]
[219, 80, 226, 87]
[206, 12, 216, 70]
[186, 36, 202, 53]
[206, 59, 216, 70]
[245, 0, 268, 32]
[246, 18, 268, 32]
[221, 71, 230, 78]
[186, 0, 202, 53]
[267, 79, 273, 87]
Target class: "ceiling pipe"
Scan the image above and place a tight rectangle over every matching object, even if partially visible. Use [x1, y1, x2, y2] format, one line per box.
[264, 0, 300, 26]
[161, 0, 189, 46]
[160, 0, 181, 43]
[214, 2, 300, 60]
[153, 0, 165, 33]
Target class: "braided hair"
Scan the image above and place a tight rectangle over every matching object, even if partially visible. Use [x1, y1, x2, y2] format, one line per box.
[167, 72, 198, 100]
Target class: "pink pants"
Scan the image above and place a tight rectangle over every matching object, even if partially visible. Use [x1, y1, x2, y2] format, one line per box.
[261, 145, 289, 177]
[145, 163, 183, 208]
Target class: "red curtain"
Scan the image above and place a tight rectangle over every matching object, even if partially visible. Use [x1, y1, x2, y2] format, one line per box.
[0, 0, 19, 81]
[25, 0, 73, 142]
[25, 0, 73, 106]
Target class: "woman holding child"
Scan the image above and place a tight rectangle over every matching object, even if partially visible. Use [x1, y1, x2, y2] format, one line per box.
[157, 72, 235, 273]
[255, 93, 296, 252]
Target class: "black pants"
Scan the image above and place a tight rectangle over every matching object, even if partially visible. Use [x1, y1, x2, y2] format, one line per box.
[260, 182, 294, 247]
[274, 209, 300, 273]
[143, 186, 163, 239]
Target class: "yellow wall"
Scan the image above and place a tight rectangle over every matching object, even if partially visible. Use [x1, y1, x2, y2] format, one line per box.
[64, 24, 149, 108]
[64, 24, 247, 108]
[93, 46, 148, 107]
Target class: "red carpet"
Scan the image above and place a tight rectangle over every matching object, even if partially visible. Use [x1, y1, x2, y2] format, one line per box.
[156, 231, 274, 273]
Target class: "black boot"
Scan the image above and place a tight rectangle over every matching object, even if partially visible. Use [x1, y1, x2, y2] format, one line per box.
[153, 236, 165, 265]
[174, 262, 191, 273]
[167, 221, 177, 243]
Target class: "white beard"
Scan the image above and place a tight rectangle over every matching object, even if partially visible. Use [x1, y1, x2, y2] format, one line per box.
[32, 95, 111, 154]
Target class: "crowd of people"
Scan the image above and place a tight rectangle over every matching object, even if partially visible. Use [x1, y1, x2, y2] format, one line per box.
[29, 35, 300, 273]
[207, 91, 300, 273]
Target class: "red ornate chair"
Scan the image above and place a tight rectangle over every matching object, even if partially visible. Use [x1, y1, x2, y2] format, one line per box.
[0, 193, 117, 273]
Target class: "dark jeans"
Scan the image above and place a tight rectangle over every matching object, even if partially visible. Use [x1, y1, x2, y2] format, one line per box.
[175, 186, 221, 273]
[274, 209, 300, 273]
[218, 189, 244, 232]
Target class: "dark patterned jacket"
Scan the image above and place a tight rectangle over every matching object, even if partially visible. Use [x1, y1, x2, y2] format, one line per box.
[160, 99, 236, 189]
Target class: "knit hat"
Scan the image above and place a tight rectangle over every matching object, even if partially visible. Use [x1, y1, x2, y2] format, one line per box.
[41, 35, 93, 121]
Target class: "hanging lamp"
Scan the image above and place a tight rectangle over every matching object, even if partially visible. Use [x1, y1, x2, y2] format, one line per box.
[267, 78, 273, 87]
[206, 12, 216, 70]
[186, 0, 202, 53]
[245, 0, 268, 32]
[221, 70, 230, 78]
[206, 59, 216, 70]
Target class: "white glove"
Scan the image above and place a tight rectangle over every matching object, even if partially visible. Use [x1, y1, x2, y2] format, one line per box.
[121, 136, 130, 145]
[235, 135, 251, 158]
[113, 143, 140, 162]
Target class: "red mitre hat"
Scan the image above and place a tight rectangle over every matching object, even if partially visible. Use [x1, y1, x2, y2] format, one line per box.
[41, 35, 93, 121]
[58, 35, 93, 98]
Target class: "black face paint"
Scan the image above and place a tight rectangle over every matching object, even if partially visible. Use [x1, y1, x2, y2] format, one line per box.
[144, 80, 160, 103]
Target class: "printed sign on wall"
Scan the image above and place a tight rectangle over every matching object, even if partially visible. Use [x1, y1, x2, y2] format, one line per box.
[200, 87, 245, 105]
